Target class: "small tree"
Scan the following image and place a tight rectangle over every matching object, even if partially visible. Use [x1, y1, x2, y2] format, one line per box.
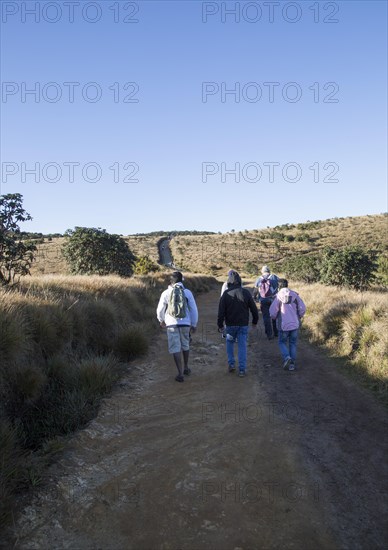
[0, 194, 36, 286]
[62, 227, 135, 276]
[133, 255, 160, 275]
[320, 246, 377, 290]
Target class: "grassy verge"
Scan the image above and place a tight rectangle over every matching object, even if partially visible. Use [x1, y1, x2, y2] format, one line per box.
[0, 272, 216, 527]
[294, 282, 388, 405]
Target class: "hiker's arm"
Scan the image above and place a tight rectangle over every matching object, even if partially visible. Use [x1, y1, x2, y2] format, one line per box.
[156, 291, 168, 325]
[217, 296, 225, 329]
[248, 294, 259, 324]
[296, 295, 306, 318]
[187, 291, 198, 328]
[269, 298, 279, 319]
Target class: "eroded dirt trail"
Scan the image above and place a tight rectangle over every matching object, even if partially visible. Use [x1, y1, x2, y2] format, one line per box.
[9, 288, 388, 550]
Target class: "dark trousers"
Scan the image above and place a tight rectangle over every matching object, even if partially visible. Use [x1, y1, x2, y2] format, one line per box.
[260, 299, 278, 338]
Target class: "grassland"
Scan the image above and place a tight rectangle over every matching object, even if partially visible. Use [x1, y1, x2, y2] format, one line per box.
[0, 272, 216, 526]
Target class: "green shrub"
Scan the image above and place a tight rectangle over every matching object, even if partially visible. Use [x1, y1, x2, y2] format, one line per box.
[284, 235, 295, 243]
[133, 255, 160, 275]
[281, 254, 321, 283]
[295, 232, 311, 243]
[320, 246, 377, 290]
[62, 227, 135, 276]
[376, 254, 388, 286]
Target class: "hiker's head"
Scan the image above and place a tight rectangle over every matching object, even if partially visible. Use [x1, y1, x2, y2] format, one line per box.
[227, 270, 241, 286]
[278, 278, 288, 289]
[261, 265, 270, 275]
[170, 271, 183, 284]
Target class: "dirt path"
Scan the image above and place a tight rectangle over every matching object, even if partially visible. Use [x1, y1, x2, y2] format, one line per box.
[159, 240, 174, 268]
[8, 287, 388, 550]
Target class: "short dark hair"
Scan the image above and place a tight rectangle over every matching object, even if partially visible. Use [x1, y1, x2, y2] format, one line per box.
[278, 278, 288, 289]
[170, 271, 183, 284]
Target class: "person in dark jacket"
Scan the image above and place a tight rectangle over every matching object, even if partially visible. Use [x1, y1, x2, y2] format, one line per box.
[217, 270, 259, 377]
[253, 265, 279, 340]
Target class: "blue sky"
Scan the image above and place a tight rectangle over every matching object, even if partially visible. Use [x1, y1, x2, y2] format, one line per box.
[1, 0, 387, 234]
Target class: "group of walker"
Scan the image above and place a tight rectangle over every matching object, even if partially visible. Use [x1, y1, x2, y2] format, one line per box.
[156, 267, 306, 382]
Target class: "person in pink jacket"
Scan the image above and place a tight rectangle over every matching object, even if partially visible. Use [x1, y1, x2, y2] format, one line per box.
[269, 279, 306, 371]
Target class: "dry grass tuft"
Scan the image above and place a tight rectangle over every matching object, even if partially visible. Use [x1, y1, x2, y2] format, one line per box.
[295, 282, 388, 403]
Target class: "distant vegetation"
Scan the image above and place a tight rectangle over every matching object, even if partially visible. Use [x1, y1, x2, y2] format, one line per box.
[27, 213, 388, 285]
[18, 232, 64, 241]
[130, 230, 216, 237]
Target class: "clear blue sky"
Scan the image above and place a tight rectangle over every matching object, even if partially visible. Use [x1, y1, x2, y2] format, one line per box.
[1, 0, 387, 234]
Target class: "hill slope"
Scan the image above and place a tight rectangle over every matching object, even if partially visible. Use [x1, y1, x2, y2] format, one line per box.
[29, 214, 387, 277]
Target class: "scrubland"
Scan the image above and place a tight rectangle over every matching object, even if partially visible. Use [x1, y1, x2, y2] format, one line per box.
[171, 214, 388, 276]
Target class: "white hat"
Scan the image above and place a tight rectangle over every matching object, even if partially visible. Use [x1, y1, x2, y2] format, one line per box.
[261, 265, 270, 274]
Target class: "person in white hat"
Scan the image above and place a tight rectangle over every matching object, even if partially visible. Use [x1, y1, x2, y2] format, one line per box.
[253, 265, 279, 340]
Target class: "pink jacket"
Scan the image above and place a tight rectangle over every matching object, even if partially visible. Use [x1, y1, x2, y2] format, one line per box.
[269, 288, 306, 331]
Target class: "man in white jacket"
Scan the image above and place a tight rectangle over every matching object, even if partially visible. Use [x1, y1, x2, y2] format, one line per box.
[156, 271, 198, 382]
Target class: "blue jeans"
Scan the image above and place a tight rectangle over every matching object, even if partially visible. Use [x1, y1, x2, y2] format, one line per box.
[278, 329, 299, 363]
[260, 299, 278, 338]
[225, 325, 249, 372]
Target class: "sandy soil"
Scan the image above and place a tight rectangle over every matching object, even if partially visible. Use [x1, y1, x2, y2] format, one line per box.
[6, 287, 388, 550]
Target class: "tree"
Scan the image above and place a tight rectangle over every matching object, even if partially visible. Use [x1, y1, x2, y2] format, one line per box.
[0, 194, 36, 286]
[62, 227, 135, 276]
[320, 246, 377, 290]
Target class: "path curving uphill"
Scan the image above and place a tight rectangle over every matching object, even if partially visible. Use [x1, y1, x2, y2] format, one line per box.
[158, 237, 176, 268]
